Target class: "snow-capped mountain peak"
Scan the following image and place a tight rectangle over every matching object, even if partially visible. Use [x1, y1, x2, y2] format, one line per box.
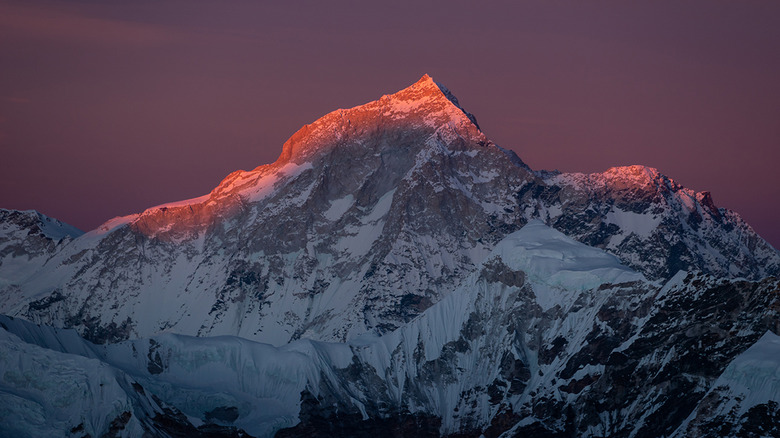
[121, 74, 494, 242]
[2, 75, 780, 437]
[1, 76, 777, 350]
[275, 74, 483, 166]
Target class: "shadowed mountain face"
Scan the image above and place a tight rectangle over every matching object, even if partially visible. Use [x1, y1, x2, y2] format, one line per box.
[1, 225, 778, 437]
[0, 76, 777, 349]
[0, 75, 779, 437]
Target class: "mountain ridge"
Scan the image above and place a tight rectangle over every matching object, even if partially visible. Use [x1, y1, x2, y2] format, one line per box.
[0, 75, 777, 348]
[1, 221, 777, 436]
[120, 74, 501, 242]
[1, 75, 779, 437]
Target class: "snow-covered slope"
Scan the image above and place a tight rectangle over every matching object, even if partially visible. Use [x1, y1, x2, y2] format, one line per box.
[1, 222, 777, 437]
[0, 319, 258, 438]
[673, 331, 780, 437]
[0, 326, 146, 438]
[0, 75, 777, 351]
[278, 224, 779, 437]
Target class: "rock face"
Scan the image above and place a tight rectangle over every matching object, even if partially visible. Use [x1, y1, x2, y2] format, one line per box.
[0, 75, 779, 436]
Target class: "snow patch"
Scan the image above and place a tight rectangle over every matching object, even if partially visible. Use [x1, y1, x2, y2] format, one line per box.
[146, 194, 211, 211]
[244, 162, 313, 202]
[92, 214, 139, 235]
[605, 209, 661, 239]
[334, 189, 395, 257]
[324, 195, 354, 221]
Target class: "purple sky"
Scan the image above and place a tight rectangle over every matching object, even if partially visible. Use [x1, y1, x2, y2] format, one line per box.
[1, 1, 778, 248]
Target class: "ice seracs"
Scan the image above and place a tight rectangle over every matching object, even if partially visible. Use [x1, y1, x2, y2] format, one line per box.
[495, 220, 641, 285]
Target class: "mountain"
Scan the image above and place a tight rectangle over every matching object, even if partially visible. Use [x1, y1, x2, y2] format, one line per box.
[0, 75, 776, 349]
[0, 75, 779, 437]
[539, 166, 778, 280]
[1, 222, 777, 437]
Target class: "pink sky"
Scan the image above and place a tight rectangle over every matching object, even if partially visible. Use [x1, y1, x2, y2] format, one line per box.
[1, 1, 778, 248]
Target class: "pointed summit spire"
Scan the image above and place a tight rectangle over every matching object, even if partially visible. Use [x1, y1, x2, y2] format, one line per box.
[386, 74, 480, 129]
[416, 73, 436, 85]
[409, 73, 443, 94]
[275, 75, 483, 164]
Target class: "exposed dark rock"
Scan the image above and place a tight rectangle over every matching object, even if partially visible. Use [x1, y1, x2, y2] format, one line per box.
[275, 390, 442, 438]
[479, 258, 525, 288]
[147, 339, 165, 375]
[27, 290, 66, 312]
[100, 411, 131, 438]
[205, 406, 240, 423]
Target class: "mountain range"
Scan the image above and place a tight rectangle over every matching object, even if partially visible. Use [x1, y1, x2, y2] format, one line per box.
[1, 75, 778, 437]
